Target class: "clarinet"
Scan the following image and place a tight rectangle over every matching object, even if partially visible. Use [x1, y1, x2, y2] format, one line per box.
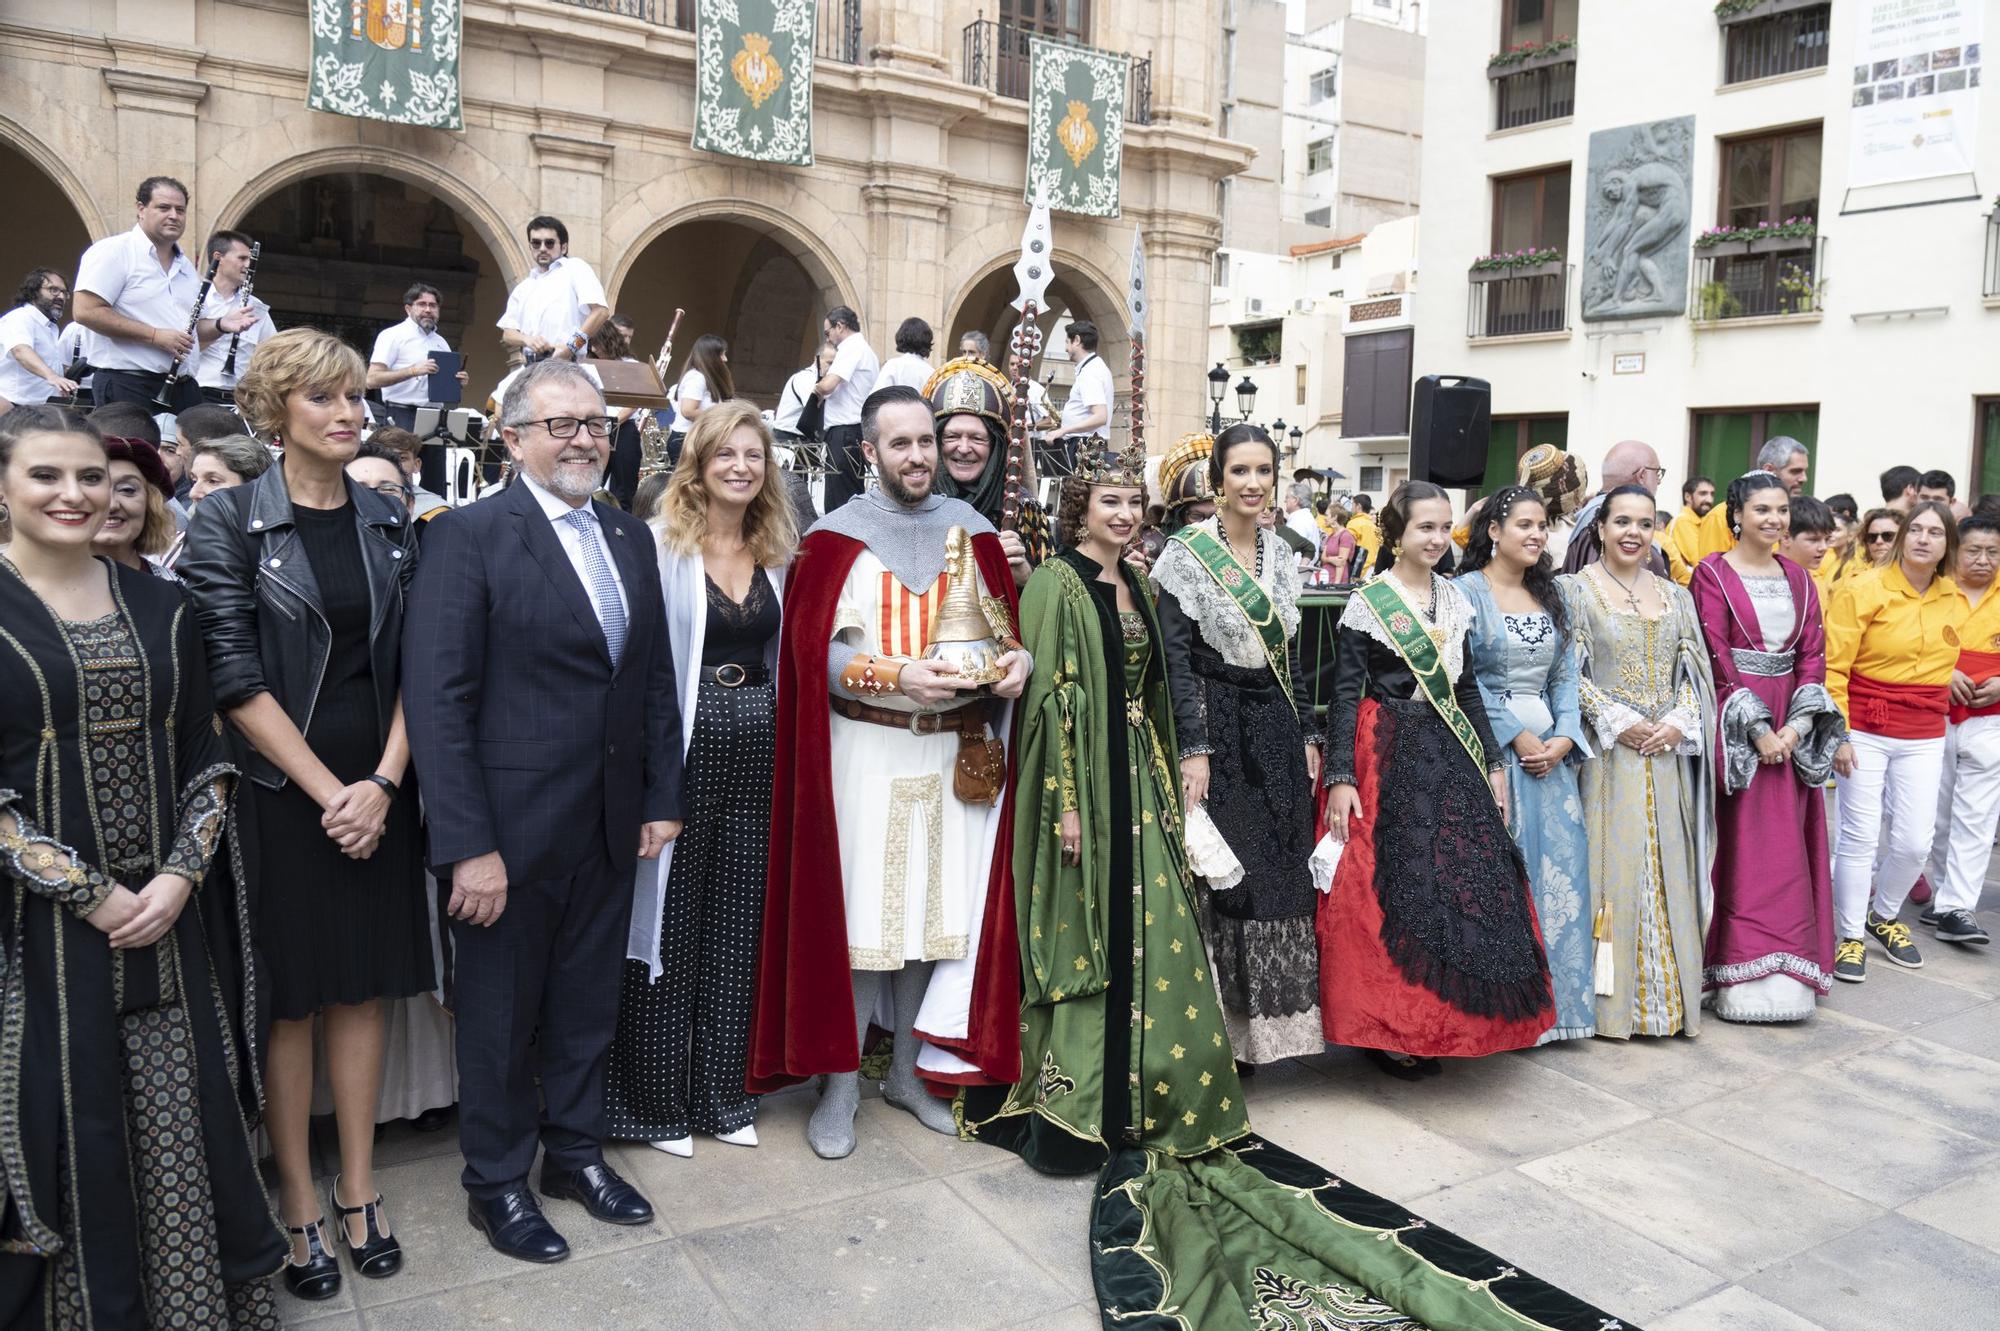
[158, 251, 220, 401]
[220, 241, 261, 381]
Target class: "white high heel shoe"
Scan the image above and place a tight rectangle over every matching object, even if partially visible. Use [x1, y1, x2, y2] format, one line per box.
[713, 1124, 758, 1148]
[648, 1136, 694, 1158]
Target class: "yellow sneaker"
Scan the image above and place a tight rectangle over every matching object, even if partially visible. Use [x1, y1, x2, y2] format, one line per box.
[1833, 938, 1866, 984]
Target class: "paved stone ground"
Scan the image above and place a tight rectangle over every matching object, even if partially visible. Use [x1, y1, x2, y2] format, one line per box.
[278, 892, 2000, 1331]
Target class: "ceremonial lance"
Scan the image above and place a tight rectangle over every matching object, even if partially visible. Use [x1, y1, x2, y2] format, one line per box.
[1002, 190, 1055, 532]
[1126, 228, 1148, 462]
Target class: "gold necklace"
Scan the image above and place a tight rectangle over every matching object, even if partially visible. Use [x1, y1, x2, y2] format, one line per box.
[1598, 561, 1648, 612]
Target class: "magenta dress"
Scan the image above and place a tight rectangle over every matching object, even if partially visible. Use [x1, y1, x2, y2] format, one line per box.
[1690, 556, 1844, 1021]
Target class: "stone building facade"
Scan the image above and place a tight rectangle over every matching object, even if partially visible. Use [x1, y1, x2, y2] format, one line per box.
[1, 0, 1249, 434]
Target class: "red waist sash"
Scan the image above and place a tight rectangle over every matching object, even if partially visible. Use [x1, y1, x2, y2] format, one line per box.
[1850, 672, 1949, 739]
[1951, 648, 2000, 725]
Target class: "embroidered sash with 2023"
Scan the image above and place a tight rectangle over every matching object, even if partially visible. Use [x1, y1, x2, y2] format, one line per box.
[1174, 526, 1295, 713]
[1356, 577, 1485, 772]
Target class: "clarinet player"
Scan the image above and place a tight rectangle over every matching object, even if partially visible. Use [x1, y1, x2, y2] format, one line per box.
[72, 175, 257, 413]
[194, 230, 273, 405]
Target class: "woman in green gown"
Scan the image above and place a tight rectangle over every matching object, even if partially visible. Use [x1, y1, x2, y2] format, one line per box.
[962, 443, 1630, 1331]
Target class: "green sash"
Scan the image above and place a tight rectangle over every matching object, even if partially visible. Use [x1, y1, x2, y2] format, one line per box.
[1173, 526, 1294, 712]
[1355, 577, 1486, 772]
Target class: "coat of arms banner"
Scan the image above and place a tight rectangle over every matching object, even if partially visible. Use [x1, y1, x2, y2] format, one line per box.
[1026, 36, 1128, 218]
[306, 0, 462, 129]
[694, 0, 817, 166]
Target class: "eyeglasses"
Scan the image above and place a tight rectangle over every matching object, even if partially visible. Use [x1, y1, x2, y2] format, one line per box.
[529, 238, 561, 249]
[524, 415, 617, 439]
[1865, 531, 1898, 544]
[1637, 466, 1668, 483]
[366, 481, 411, 500]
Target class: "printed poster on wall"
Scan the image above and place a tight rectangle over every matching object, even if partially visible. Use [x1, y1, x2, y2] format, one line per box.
[1026, 36, 1128, 218]
[693, 0, 817, 166]
[306, 1, 462, 129]
[1848, 0, 1982, 187]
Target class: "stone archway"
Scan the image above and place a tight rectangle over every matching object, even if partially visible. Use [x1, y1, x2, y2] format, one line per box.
[944, 249, 1132, 433]
[230, 170, 510, 405]
[0, 121, 98, 288]
[613, 211, 855, 406]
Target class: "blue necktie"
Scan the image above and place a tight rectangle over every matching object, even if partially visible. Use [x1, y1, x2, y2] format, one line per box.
[562, 507, 627, 665]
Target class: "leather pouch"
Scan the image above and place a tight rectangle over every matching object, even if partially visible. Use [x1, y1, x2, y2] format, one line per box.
[954, 727, 1006, 806]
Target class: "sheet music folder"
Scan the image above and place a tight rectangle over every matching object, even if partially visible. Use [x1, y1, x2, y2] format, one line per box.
[426, 352, 464, 406]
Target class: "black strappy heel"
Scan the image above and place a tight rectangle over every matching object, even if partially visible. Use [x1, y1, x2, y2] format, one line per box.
[328, 1175, 404, 1279]
[282, 1215, 341, 1300]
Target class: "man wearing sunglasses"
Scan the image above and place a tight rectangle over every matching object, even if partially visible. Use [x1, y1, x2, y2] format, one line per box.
[497, 216, 608, 367]
[404, 358, 684, 1266]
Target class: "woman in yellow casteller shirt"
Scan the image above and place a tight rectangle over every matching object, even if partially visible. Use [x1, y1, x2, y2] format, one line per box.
[1824, 501, 1961, 983]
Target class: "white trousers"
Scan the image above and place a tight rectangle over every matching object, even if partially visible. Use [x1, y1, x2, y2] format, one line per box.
[1925, 715, 2000, 915]
[1833, 729, 1946, 939]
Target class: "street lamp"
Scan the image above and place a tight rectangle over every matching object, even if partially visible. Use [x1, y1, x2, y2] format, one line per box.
[1207, 362, 1230, 433]
[1288, 424, 1304, 463]
[1234, 374, 1258, 422]
[1271, 417, 1288, 458]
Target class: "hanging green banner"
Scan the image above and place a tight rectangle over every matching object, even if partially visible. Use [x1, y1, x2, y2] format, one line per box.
[1026, 36, 1128, 219]
[693, 0, 817, 167]
[306, 1, 462, 129]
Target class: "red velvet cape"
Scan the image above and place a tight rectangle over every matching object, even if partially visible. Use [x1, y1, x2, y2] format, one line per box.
[746, 526, 1024, 1095]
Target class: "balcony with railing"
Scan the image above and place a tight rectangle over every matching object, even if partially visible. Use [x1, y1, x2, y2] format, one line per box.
[547, 0, 865, 63]
[1985, 211, 2000, 301]
[960, 20, 1153, 125]
[1466, 259, 1572, 339]
[1693, 235, 1825, 323]
[1718, 0, 1831, 85]
[1488, 41, 1575, 131]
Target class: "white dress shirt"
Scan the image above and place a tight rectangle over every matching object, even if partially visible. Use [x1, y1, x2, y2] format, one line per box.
[73, 226, 203, 372]
[1060, 353, 1114, 439]
[519, 471, 628, 627]
[823, 332, 879, 427]
[370, 318, 454, 405]
[194, 289, 276, 389]
[497, 256, 607, 347]
[773, 365, 817, 434]
[0, 304, 63, 404]
[875, 352, 933, 391]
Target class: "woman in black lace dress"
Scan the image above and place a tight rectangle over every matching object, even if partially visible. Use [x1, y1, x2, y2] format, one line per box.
[1319, 482, 1554, 1077]
[607, 401, 797, 1155]
[1151, 424, 1324, 1064]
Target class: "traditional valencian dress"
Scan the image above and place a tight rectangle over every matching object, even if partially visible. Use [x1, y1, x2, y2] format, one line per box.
[966, 551, 1633, 1331]
[1152, 518, 1323, 1063]
[0, 559, 285, 1329]
[1458, 570, 1597, 1041]
[1561, 571, 1717, 1039]
[1691, 555, 1843, 1022]
[1319, 572, 1556, 1056]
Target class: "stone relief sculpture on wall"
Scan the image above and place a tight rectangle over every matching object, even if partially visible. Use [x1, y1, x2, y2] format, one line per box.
[1582, 116, 1694, 321]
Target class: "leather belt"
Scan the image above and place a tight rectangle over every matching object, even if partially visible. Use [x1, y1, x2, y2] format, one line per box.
[701, 663, 768, 687]
[833, 697, 990, 736]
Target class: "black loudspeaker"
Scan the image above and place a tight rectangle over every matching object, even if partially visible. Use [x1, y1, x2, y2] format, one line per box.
[1409, 374, 1491, 488]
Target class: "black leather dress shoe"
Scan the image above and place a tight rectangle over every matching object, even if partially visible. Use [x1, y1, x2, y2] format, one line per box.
[538, 1161, 654, 1226]
[467, 1188, 570, 1264]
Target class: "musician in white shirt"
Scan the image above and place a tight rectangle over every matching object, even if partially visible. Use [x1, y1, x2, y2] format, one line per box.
[193, 230, 276, 401]
[368, 284, 469, 427]
[1053, 320, 1113, 475]
[773, 341, 833, 441]
[874, 317, 934, 390]
[72, 175, 256, 412]
[497, 215, 608, 365]
[814, 305, 878, 511]
[0, 268, 75, 410]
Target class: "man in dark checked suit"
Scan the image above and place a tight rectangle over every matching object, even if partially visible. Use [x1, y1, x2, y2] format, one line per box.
[404, 358, 684, 1263]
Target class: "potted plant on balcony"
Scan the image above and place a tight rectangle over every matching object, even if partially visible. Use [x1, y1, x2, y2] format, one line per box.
[1714, 0, 1826, 26]
[1468, 247, 1565, 282]
[1486, 36, 1576, 78]
[1693, 217, 1816, 256]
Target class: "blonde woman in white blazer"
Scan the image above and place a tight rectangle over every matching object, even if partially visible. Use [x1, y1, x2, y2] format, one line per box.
[606, 400, 797, 1157]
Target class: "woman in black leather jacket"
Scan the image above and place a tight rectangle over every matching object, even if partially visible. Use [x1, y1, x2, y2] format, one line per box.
[179, 328, 430, 1302]
[1149, 424, 1323, 1067]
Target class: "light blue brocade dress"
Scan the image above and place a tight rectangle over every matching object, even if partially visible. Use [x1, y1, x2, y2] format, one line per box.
[1458, 573, 1596, 1041]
